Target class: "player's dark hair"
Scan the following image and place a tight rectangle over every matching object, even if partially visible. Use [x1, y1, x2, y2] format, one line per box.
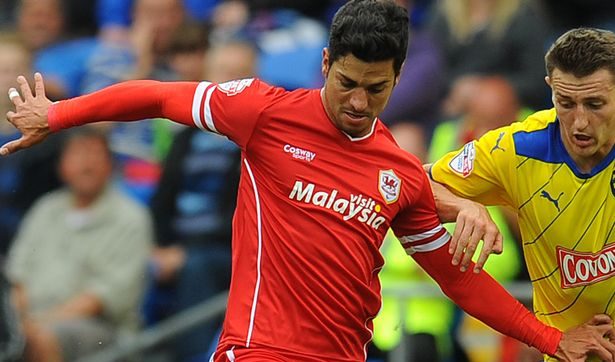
[545, 27, 615, 79]
[328, 0, 409, 76]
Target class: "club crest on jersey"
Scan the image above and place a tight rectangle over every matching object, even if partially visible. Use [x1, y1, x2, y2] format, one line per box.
[557, 244, 615, 289]
[217, 78, 254, 96]
[449, 142, 476, 177]
[378, 170, 401, 204]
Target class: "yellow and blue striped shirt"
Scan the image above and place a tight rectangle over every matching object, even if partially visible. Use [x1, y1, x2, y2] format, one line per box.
[431, 109, 615, 361]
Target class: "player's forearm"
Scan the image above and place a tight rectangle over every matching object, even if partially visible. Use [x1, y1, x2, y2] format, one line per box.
[48, 80, 198, 131]
[413, 246, 562, 356]
[423, 163, 469, 222]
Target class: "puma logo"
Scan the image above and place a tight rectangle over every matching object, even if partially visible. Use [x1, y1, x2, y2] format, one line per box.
[540, 190, 564, 212]
[490, 132, 506, 154]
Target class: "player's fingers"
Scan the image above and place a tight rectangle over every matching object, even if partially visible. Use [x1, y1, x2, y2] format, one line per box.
[492, 232, 503, 255]
[460, 228, 481, 272]
[17, 75, 34, 101]
[0, 137, 26, 156]
[33, 72, 46, 99]
[595, 336, 615, 362]
[474, 231, 496, 273]
[8, 87, 23, 106]
[589, 314, 613, 326]
[452, 221, 472, 267]
[449, 217, 463, 254]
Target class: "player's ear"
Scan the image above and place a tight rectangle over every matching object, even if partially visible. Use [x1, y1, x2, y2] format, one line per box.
[322, 48, 330, 78]
[544, 75, 551, 87]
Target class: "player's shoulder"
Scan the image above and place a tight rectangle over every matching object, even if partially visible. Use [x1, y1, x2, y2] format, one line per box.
[508, 108, 559, 160]
[509, 108, 557, 134]
[215, 78, 286, 97]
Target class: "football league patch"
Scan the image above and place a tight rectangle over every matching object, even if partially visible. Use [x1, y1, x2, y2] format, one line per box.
[217, 78, 254, 96]
[379, 169, 401, 204]
[449, 142, 476, 177]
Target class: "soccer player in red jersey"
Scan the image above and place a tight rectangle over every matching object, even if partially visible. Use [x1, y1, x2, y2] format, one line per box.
[3, 1, 615, 361]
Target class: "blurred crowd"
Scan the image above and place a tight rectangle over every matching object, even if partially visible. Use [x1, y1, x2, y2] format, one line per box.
[0, 0, 613, 361]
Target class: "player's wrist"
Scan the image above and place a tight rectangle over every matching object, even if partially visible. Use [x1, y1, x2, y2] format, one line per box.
[47, 101, 62, 132]
[538, 325, 563, 357]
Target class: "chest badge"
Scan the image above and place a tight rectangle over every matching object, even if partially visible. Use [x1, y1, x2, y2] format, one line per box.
[379, 169, 401, 204]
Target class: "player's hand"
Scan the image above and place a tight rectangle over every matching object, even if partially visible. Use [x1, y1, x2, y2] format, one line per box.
[450, 199, 503, 273]
[1, 73, 52, 156]
[554, 314, 615, 361]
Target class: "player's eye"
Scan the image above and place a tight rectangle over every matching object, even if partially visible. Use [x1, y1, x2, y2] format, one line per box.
[340, 80, 355, 89]
[586, 102, 603, 110]
[368, 87, 385, 94]
[557, 100, 574, 109]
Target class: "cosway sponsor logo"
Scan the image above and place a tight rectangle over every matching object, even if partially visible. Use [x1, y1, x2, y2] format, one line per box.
[558, 244, 615, 289]
[288, 181, 386, 230]
[284, 144, 316, 162]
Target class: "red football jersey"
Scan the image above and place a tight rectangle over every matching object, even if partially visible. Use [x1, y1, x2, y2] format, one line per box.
[190, 79, 449, 361]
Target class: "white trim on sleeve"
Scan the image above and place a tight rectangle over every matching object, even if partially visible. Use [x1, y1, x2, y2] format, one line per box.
[192, 81, 211, 131]
[203, 85, 219, 134]
[404, 232, 451, 255]
[399, 224, 444, 243]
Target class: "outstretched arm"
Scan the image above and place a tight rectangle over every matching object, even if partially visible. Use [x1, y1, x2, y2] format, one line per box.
[2, 73, 198, 156]
[412, 245, 615, 361]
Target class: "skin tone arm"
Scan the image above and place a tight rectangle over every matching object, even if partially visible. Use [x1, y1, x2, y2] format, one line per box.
[12, 284, 103, 322]
[422, 163, 503, 273]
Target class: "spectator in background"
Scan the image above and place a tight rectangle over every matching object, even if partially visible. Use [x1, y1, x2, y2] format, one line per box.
[16, 0, 98, 99]
[96, 0, 221, 42]
[168, 22, 210, 82]
[205, 39, 258, 83]
[0, 32, 62, 259]
[0, 0, 18, 29]
[428, 0, 550, 117]
[4, 127, 152, 362]
[209, 0, 328, 89]
[380, 0, 444, 163]
[145, 39, 257, 361]
[83, 0, 187, 205]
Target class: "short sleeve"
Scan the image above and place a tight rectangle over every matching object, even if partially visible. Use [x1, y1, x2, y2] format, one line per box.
[190, 78, 286, 149]
[391, 171, 451, 254]
[430, 127, 515, 207]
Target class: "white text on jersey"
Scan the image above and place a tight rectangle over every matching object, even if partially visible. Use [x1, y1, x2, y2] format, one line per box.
[284, 144, 316, 162]
[288, 181, 385, 229]
[557, 244, 615, 288]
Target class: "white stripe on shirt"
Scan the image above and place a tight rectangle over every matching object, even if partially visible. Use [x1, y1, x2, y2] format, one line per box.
[192, 81, 211, 131]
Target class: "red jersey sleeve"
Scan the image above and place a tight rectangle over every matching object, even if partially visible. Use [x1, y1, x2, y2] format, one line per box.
[390, 170, 451, 254]
[48, 78, 285, 150]
[190, 78, 286, 148]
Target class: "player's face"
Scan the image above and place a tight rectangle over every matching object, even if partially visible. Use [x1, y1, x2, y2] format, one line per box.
[548, 68, 615, 172]
[321, 49, 398, 138]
